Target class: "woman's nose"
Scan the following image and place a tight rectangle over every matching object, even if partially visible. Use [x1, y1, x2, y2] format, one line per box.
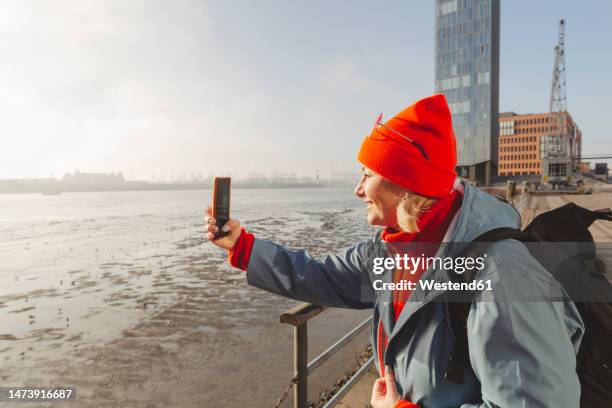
[354, 177, 365, 198]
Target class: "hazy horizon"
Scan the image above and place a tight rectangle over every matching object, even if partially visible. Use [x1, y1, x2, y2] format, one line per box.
[2, 1, 610, 180]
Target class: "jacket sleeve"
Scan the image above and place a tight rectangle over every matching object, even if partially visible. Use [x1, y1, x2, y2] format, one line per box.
[459, 244, 584, 408]
[245, 237, 376, 309]
[395, 400, 420, 408]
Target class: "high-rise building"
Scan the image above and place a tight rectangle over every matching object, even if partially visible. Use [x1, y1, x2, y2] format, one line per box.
[434, 0, 500, 185]
[498, 111, 581, 177]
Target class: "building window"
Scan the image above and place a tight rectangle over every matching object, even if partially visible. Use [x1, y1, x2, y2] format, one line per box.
[439, 0, 458, 15]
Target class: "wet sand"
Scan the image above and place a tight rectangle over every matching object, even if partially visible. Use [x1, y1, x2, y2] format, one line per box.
[0, 189, 375, 407]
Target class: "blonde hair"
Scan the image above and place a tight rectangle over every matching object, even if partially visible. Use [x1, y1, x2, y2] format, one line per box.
[396, 190, 436, 233]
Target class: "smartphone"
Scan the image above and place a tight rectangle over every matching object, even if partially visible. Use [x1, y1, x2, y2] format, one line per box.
[212, 177, 231, 239]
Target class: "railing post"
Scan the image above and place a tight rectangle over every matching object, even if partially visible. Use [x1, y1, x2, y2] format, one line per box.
[280, 303, 326, 408]
[280, 304, 375, 407]
[294, 323, 308, 408]
[506, 180, 516, 202]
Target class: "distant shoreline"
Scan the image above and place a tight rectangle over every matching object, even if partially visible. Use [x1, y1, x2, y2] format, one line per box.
[0, 181, 356, 194]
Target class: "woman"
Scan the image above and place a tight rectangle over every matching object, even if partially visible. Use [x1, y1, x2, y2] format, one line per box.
[204, 95, 583, 407]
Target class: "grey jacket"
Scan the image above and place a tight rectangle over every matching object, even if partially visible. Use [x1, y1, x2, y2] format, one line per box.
[245, 182, 584, 407]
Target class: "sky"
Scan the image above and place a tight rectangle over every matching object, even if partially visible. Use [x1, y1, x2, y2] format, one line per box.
[1, 0, 610, 180]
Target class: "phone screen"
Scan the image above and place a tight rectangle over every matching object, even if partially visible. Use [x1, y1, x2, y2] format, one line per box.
[213, 177, 231, 236]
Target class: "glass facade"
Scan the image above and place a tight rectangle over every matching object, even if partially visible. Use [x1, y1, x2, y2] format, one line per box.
[434, 0, 500, 170]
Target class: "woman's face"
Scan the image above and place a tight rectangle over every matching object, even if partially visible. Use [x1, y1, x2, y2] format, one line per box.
[354, 167, 403, 228]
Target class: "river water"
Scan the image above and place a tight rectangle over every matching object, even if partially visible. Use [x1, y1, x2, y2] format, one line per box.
[0, 188, 375, 407]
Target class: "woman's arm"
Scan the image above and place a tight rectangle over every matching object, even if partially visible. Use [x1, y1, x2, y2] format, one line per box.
[205, 206, 376, 309]
[460, 299, 582, 408]
[243, 233, 376, 309]
[459, 244, 584, 408]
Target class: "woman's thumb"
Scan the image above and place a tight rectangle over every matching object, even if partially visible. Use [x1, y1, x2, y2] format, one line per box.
[384, 365, 398, 395]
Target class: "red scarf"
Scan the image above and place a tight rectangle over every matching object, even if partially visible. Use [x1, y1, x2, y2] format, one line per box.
[381, 189, 462, 321]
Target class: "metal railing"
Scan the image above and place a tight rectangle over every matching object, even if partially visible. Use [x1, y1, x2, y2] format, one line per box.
[279, 303, 373, 408]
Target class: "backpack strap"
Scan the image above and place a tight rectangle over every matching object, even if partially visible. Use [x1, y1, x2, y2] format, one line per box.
[444, 227, 524, 384]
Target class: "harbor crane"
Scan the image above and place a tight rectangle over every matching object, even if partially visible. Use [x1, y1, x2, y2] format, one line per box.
[540, 19, 581, 188]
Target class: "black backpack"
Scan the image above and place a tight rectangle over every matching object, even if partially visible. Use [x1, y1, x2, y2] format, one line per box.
[445, 203, 612, 408]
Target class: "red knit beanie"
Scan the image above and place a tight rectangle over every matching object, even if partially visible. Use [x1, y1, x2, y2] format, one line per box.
[357, 94, 457, 198]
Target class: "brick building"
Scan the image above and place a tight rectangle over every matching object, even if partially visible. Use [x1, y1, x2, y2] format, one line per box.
[498, 111, 581, 177]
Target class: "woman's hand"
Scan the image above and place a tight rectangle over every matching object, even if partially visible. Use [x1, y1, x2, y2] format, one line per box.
[371, 365, 402, 408]
[204, 206, 242, 250]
